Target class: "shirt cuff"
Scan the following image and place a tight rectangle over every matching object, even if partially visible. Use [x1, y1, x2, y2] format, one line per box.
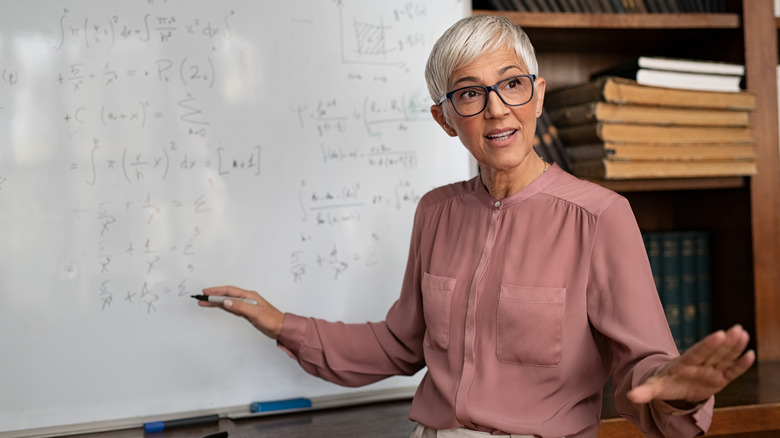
[654, 396, 712, 415]
[276, 312, 308, 357]
[653, 396, 715, 433]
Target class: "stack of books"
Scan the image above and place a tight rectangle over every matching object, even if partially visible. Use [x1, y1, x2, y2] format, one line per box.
[544, 75, 757, 180]
[533, 109, 572, 172]
[643, 230, 711, 351]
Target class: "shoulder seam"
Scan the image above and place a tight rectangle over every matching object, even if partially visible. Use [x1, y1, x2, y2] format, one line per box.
[537, 188, 623, 219]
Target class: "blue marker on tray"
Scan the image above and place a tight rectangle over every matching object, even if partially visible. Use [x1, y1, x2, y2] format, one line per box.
[250, 397, 312, 413]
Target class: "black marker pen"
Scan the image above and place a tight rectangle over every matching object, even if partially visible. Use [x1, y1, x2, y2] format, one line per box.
[191, 295, 258, 305]
[144, 414, 219, 433]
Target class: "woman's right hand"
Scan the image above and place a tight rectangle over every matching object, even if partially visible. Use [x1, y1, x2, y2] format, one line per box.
[199, 285, 285, 340]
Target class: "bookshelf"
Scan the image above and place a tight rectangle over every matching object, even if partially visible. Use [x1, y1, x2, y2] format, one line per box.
[474, 0, 780, 363]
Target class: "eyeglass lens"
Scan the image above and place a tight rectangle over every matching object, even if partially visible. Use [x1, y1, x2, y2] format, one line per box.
[450, 75, 534, 117]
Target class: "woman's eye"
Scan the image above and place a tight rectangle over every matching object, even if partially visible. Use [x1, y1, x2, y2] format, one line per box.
[459, 88, 482, 100]
[504, 78, 520, 89]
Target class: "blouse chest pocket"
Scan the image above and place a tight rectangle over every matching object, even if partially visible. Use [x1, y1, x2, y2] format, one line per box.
[496, 285, 566, 366]
[421, 272, 456, 352]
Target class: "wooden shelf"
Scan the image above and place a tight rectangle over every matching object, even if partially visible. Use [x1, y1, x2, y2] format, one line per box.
[473, 11, 744, 57]
[587, 176, 747, 192]
[472, 10, 741, 29]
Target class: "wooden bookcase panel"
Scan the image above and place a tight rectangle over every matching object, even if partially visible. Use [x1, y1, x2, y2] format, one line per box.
[743, 0, 780, 362]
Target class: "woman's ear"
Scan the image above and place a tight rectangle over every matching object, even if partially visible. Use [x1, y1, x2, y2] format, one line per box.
[430, 104, 458, 137]
[534, 76, 546, 118]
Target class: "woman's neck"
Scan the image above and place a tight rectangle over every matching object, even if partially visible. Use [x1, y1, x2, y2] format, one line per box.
[480, 158, 549, 200]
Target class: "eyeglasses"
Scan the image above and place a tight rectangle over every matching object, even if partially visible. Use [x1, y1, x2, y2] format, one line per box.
[437, 74, 536, 117]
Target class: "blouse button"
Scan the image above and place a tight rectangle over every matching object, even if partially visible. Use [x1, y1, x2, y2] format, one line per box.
[494, 201, 501, 208]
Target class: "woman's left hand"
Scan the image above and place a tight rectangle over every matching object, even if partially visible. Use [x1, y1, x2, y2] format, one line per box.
[627, 324, 756, 405]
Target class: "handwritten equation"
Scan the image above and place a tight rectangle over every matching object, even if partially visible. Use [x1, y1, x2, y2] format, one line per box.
[72, 138, 260, 186]
[70, 188, 213, 313]
[55, 7, 235, 50]
[57, 57, 217, 92]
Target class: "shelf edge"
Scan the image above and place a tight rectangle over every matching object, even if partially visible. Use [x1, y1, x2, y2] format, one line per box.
[472, 10, 741, 29]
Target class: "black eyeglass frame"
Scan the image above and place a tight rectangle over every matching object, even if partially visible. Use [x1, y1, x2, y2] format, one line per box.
[437, 74, 537, 117]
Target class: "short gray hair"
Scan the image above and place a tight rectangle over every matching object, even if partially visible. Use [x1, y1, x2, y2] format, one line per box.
[424, 14, 538, 103]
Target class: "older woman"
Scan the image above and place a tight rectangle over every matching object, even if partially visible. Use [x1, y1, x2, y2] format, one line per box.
[199, 15, 754, 438]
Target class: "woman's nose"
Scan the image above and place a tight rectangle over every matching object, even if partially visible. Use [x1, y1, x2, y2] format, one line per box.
[484, 89, 510, 118]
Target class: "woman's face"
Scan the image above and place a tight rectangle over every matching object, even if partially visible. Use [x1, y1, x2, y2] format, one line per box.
[431, 45, 545, 177]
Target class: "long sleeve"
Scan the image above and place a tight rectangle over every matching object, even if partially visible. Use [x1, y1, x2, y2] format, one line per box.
[276, 315, 423, 386]
[587, 196, 714, 437]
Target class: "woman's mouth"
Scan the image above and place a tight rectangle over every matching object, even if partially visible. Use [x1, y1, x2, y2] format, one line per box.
[485, 129, 517, 145]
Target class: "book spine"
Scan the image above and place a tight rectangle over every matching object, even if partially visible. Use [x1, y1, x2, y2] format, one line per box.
[696, 231, 712, 340]
[680, 231, 698, 350]
[540, 110, 574, 172]
[644, 231, 663, 293]
[661, 232, 683, 350]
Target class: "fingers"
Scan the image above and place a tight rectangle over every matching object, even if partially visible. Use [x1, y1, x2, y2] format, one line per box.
[703, 325, 750, 370]
[199, 286, 258, 307]
[200, 285, 259, 312]
[198, 285, 284, 340]
[203, 285, 258, 300]
[630, 325, 755, 405]
[679, 325, 750, 370]
[723, 349, 755, 381]
[675, 328, 726, 366]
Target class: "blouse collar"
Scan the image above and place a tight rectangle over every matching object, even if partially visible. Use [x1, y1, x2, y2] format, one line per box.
[472, 163, 559, 210]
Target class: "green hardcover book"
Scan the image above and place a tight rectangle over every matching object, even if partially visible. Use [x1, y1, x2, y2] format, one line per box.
[696, 232, 712, 340]
[644, 231, 663, 293]
[680, 231, 698, 350]
[661, 232, 683, 350]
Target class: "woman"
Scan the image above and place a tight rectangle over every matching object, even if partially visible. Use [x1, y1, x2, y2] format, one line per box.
[199, 15, 754, 438]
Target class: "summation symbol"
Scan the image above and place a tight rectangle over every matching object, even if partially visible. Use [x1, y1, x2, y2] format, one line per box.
[178, 93, 210, 126]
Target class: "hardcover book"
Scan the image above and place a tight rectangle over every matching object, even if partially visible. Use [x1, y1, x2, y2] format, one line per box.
[545, 77, 756, 111]
[564, 142, 756, 162]
[548, 102, 751, 128]
[680, 231, 698, 350]
[598, 69, 743, 93]
[556, 123, 753, 145]
[695, 232, 712, 339]
[661, 232, 683, 350]
[592, 56, 745, 77]
[572, 159, 757, 179]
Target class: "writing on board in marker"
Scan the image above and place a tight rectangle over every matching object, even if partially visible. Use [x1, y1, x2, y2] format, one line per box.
[250, 397, 312, 413]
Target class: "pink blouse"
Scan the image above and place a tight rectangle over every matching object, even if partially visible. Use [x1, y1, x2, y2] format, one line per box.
[277, 164, 714, 437]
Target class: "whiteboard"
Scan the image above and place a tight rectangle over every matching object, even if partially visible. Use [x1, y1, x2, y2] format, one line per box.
[0, 0, 470, 435]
